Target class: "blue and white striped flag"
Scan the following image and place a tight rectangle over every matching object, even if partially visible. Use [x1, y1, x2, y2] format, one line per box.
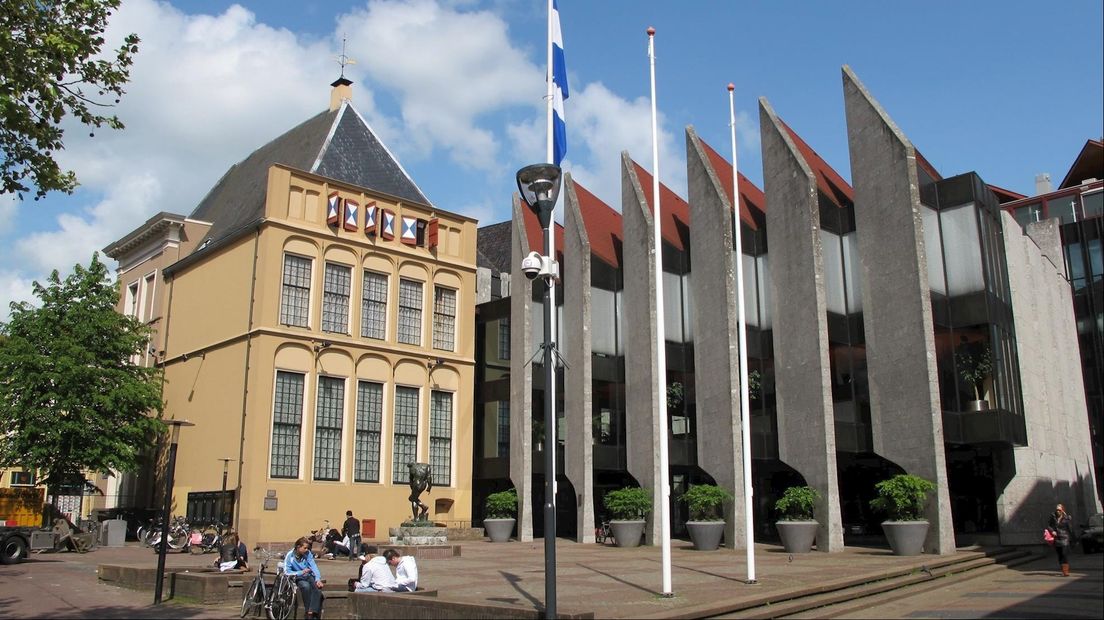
[551, 0, 568, 166]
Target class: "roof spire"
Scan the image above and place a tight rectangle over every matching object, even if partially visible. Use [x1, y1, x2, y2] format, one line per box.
[330, 34, 355, 110]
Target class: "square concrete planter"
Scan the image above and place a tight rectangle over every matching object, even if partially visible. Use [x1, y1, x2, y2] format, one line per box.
[776, 521, 818, 553]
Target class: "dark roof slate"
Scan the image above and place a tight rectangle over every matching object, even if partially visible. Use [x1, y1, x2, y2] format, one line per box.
[188, 103, 429, 247]
[476, 221, 512, 273]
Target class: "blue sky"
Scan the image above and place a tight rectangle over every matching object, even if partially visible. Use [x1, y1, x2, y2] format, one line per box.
[2, 0, 1101, 317]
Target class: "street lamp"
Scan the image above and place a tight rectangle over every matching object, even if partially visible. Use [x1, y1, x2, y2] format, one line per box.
[153, 419, 194, 605]
[516, 162, 562, 619]
[218, 457, 236, 525]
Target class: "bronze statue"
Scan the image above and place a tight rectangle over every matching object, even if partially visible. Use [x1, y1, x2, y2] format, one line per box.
[407, 462, 433, 522]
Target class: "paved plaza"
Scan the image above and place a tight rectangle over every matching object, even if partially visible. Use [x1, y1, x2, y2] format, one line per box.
[0, 539, 1100, 618]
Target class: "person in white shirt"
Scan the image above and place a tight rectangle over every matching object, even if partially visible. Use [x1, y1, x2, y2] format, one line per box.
[394, 554, 418, 592]
[355, 550, 399, 592]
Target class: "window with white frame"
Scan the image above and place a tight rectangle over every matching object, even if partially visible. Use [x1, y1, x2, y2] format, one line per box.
[321, 262, 351, 334]
[354, 380, 383, 483]
[392, 386, 419, 483]
[361, 271, 388, 340]
[126, 282, 140, 318]
[432, 286, 457, 351]
[280, 254, 312, 327]
[429, 390, 452, 486]
[270, 371, 305, 478]
[313, 376, 344, 481]
[397, 278, 423, 345]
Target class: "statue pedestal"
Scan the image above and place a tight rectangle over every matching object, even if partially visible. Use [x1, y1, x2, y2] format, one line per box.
[389, 525, 448, 545]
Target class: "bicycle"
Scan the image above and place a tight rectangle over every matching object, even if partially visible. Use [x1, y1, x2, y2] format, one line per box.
[595, 521, 615, 546]
[241, 548, 299, 620]
[189, 521, 225, 555]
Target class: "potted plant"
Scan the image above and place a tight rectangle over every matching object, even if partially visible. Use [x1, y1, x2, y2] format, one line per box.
[483, 489, 518, 543]
[603, 486, 651, 548]
[955, 345, 992, 411]
[870, 474, 935, 556]
[682, 484, 733, 551]
[774, 486, 819, 554]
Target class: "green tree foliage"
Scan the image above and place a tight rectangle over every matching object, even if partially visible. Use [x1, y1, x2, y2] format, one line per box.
[0, 254, 164, 487]
[681, 484, 732, 521]
[870, 474, 936, 521]
[603, 486, 652, 521]
[0, 0, 139, 199]
[774, 485, 819, 521]
[484, 489, 518, 519]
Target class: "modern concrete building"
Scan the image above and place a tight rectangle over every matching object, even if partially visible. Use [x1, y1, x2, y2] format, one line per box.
[471, 67, 1101, 552]
[106, 79, 479, 545]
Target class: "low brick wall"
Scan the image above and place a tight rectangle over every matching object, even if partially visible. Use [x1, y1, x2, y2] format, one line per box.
[349, 592, 592, 619]
[446, 528, 485, 541]
[98, 564, 192, 590]
[173, 571, 230, 604]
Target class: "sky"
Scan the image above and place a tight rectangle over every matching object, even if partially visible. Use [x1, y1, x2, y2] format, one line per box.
[2, 0, 1102, 318]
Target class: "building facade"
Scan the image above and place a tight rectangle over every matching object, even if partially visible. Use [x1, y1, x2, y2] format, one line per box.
[107, 81, 478, 545]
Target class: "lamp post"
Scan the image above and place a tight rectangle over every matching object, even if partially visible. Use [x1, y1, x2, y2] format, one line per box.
[218, 457, 235, 525]
[154, 419, 194, 605]
[516, 163, 563, 619]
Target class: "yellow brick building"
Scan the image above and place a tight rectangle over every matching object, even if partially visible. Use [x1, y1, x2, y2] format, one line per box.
[106, 80, 476, 544]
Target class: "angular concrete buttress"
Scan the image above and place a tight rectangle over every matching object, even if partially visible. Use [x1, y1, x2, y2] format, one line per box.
[563, 174, 596, 543]
[842, 66, 955, 554]
[509, 196, 535, 542]
[620, 152, 665, 545]
[757, 102, 845, 551]
[684, 126, 748, 550]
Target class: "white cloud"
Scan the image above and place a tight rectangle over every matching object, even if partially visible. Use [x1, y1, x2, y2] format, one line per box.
[337, 0, 544, 171]
[0, 194, 16, 236]
[0, 270, 35, 320]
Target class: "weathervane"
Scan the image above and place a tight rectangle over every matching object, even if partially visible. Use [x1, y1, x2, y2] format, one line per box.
[335, 34, 356, 78]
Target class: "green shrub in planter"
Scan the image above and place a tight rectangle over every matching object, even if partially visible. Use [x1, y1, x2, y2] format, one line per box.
[603, 487, 651, 521]
[870, 474, 935, 521]
[774, 486, 819, 521]
[682, 484, 732, 521]
[485, 489, 518, 519]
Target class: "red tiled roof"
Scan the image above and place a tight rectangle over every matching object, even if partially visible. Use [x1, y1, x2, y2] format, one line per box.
[630, 161, 691, 251]
[696, 136, 765, 229]
[570, 179, 623, 269]
[1059, 139, 1104, 190]
[519, 197, 565, 262]
[779, 119, 853, 208]
[987, 184, 1027, 204]
[915, 148, 942, 182]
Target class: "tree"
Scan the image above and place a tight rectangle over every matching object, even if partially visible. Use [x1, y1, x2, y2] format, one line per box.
[0, 0, 140, 199]
[0, 253, 164, 495]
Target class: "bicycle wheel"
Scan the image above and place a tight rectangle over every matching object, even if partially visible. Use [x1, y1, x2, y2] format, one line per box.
[267, 577, 297, 620]
[166, 527, 187, 550]
[241, 577, 264, 618]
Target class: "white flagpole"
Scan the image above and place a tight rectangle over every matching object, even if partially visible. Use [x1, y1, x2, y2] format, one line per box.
[545, 0, 558, 500]
[728, 83, 757, 585]
[648, 26, 673, 598]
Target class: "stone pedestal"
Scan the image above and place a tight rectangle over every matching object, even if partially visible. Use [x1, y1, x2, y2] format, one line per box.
[389, 526, 448, 546]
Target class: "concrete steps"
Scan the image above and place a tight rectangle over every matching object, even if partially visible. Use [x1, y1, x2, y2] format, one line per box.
[709, 548, 1037, 619]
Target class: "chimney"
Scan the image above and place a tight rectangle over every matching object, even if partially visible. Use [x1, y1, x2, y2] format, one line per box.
[330, 76, 352, 112]
[1034, 173, 1052, 195]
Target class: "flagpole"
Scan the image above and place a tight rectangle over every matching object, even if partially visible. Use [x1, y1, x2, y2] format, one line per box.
[728, 83, 757, 585]
[648, 26, 674, 598]
[544, 1, 559, 618]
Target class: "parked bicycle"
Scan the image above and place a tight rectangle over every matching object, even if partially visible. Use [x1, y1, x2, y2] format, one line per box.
[240, 548, 298, 620]
[595, 520, 615, 546]
[147, 516, 190, 551]
[189, 521, 226, 555]
[306, 520, 330, 557]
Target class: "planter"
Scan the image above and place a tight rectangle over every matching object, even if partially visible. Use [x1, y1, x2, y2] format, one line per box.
[881, 520, 929, 556]
[686, 521, 725, 551]
[776, 520, 818, 553]
[483, 518, 516, 543]
[610, 520, 645, 548]
[967, 400, 990, 412]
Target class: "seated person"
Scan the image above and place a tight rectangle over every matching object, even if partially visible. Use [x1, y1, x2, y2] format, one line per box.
[354, 548, 400, 592]
[394, 552, 418, 592]
[216, 532, 249, 571]
[322, 528, 351, 559]
[284, 537, 325, 620]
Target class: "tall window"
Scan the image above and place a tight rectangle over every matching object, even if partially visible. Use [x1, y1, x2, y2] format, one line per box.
[430, 390, 453, 486]
[361, 271, 388, 340]
[280, 254, 312, 327]
[498, 317, 510, 360]
[321, 262, 351, 334]
[270, 371, 305, 478]
[397, 279, 423, 345]
[392, 386, 419, 483]
[354, 381, 383, 483]
[433, 286, 457, 351]
[313, 376, 344, 481]
[496, 401, 510, 457]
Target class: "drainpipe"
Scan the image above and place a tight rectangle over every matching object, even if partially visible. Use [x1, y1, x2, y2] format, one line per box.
[234, 227, 261, 533]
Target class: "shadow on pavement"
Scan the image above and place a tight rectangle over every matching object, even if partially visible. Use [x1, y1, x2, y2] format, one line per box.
[977, 549, 1103, 619]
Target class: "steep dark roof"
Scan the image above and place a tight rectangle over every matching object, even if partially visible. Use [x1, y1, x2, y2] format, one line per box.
[188, 102, 429, 246]
[476, 221, 512, 273]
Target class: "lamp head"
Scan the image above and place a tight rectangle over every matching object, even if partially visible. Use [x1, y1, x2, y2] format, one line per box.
[166, 419, 195, 445]
[516, 164, 562, 229]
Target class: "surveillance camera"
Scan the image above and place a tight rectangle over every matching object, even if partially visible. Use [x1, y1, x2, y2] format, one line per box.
[521, 251, 543, 280]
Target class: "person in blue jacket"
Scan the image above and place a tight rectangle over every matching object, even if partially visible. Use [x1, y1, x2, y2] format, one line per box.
[284, 537, 324, 618]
